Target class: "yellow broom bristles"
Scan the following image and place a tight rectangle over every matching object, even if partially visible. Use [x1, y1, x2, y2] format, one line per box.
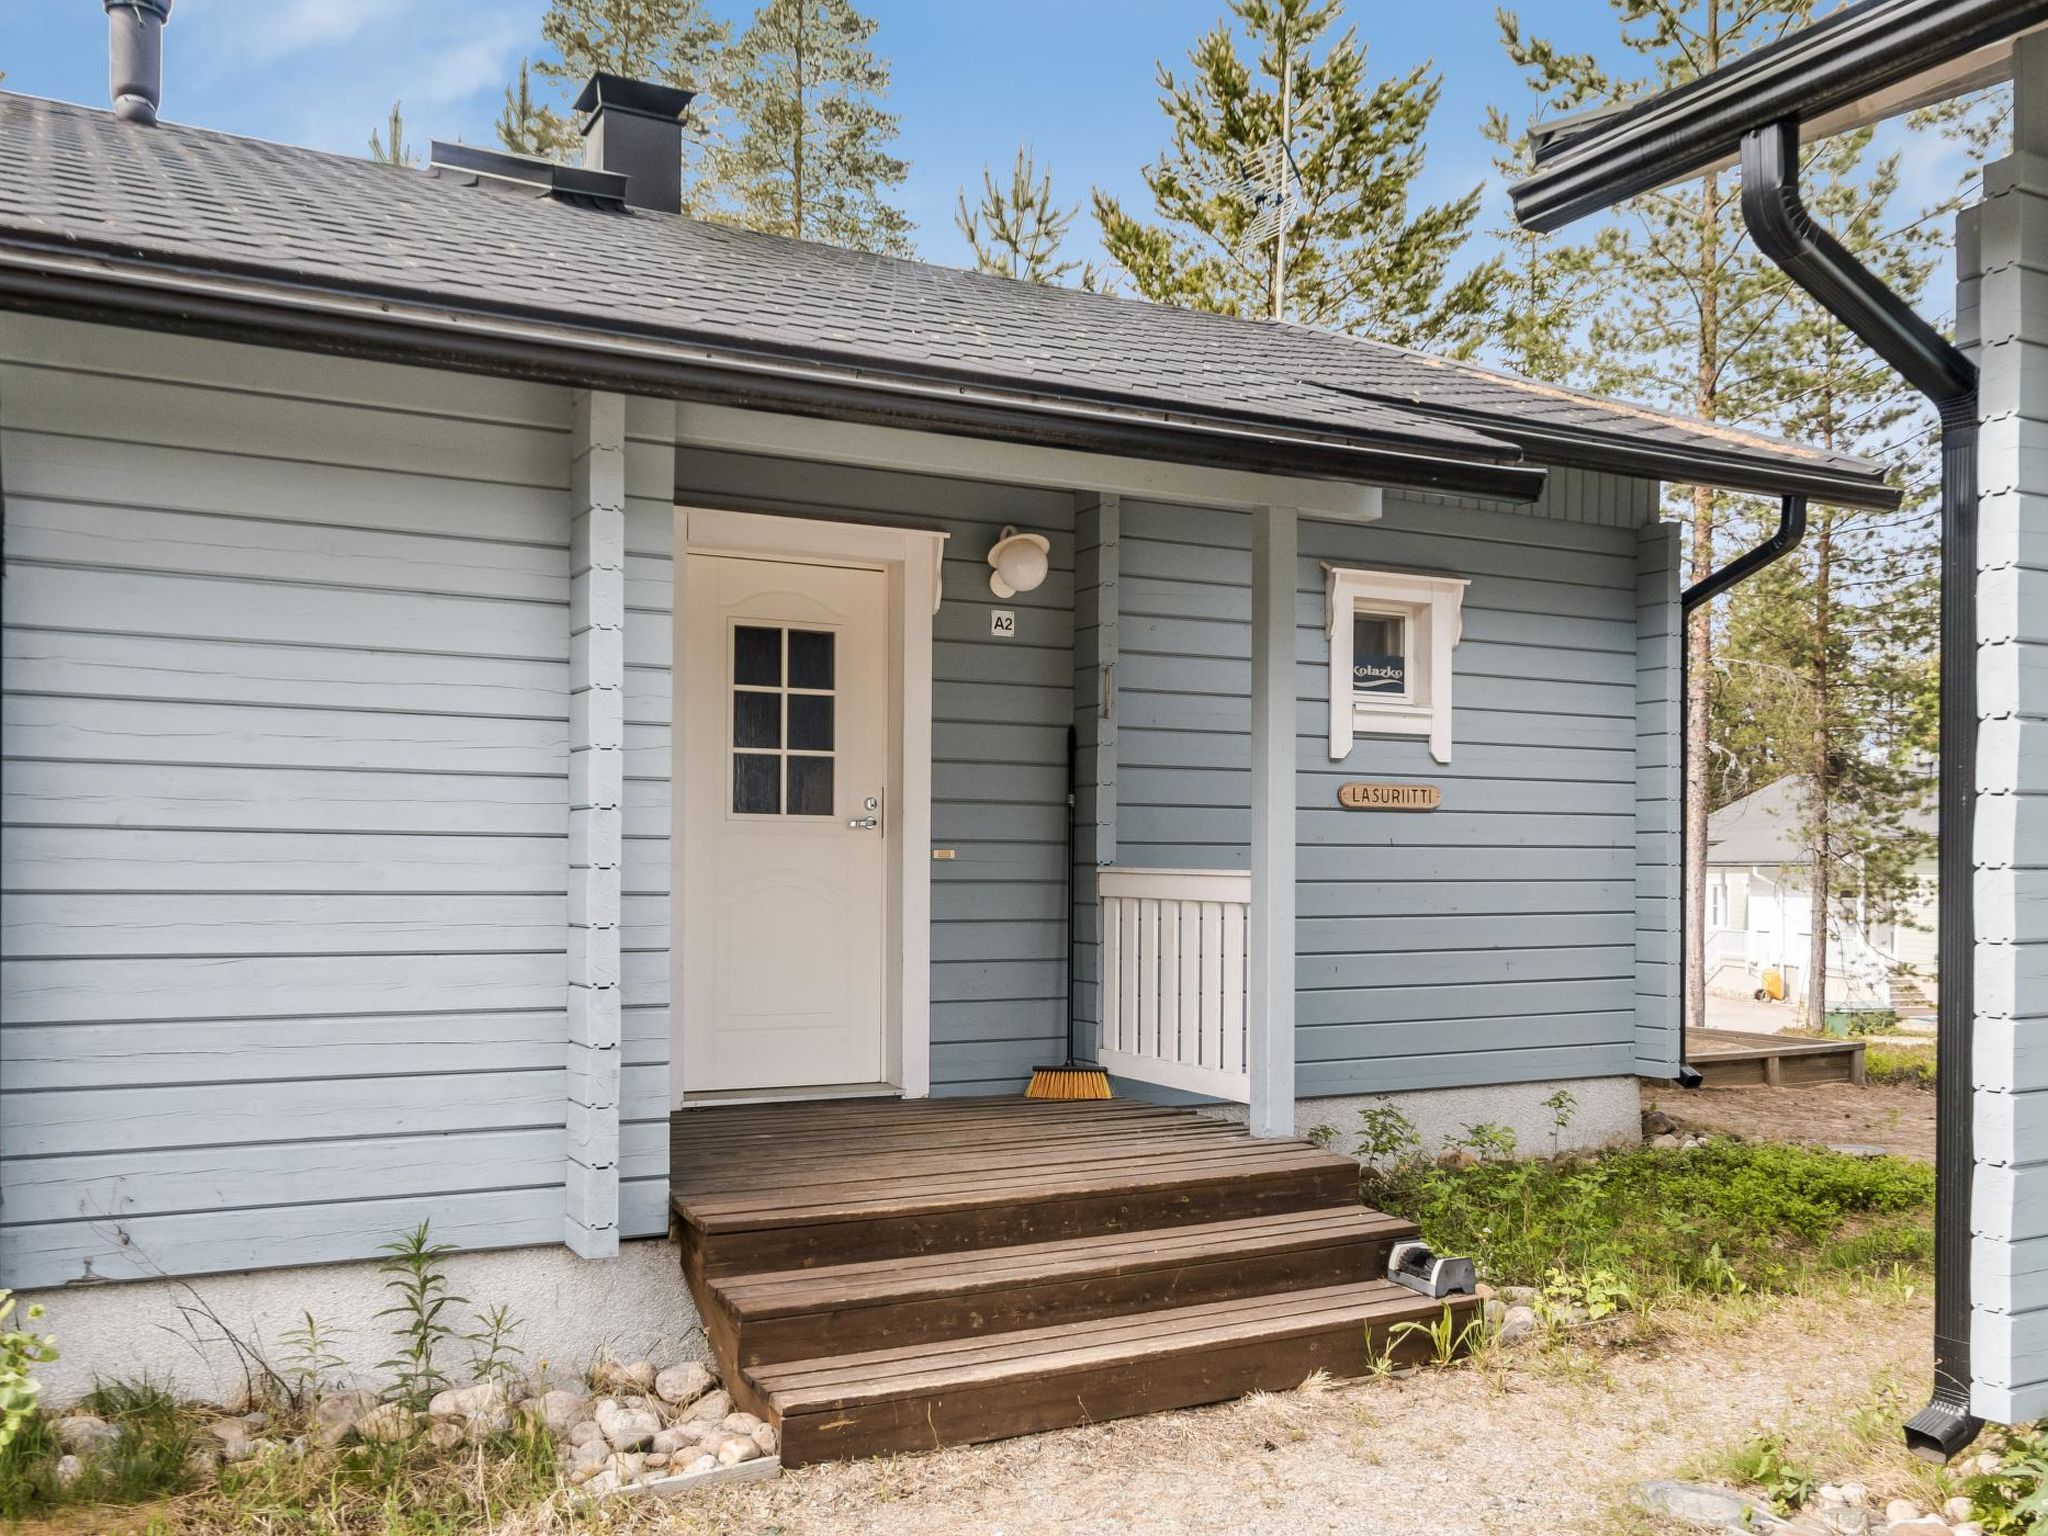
[1024, 1067, 1112, 1101]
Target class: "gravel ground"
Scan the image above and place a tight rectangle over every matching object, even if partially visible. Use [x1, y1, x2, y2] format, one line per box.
[628, 1294, 1930, 1536]
[1646, 1079, 1936, 1162]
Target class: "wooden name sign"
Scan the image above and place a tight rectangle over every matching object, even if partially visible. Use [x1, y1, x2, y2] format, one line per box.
[1337, 781, 1441, 811]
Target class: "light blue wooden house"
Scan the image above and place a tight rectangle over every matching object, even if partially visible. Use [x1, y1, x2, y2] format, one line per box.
[0, 17, 1920, 1459]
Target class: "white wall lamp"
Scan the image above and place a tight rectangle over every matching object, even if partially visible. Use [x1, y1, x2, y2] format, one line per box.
[987, 526, 1051, 598]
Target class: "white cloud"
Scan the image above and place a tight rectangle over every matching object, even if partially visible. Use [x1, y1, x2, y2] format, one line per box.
[179, 0, 420, 64]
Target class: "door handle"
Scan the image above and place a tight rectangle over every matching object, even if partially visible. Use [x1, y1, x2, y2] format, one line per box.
[848, 816, 879, 830]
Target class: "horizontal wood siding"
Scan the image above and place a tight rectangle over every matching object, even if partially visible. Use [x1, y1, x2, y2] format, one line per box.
[1115, 490, 1654, 1097]
[672, 448, 1077, 1096]
[0, 316, 575, 1288]
[1970, 124, 2048, 1424]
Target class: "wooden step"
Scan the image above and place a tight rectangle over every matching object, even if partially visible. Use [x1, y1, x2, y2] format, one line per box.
[707, 1207, 1417, 1367]
[751, 1281, 1482, 1466]
[678, 1143, 1360, 1276]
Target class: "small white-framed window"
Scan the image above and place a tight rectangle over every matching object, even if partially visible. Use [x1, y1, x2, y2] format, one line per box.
[1324, 565, 1469, 764]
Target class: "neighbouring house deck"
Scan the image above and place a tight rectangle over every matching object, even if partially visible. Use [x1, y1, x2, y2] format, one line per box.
[668, 1096, 1474, 1464]
[1686, 1027, 1866, 1087]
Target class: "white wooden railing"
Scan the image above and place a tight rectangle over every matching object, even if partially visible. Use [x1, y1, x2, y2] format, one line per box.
[1098, 867, 1252, 1102]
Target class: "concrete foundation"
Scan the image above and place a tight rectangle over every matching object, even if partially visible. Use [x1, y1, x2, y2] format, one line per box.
[19, 1238, 703, 1408]
[1208, 1074, 1643, 1162]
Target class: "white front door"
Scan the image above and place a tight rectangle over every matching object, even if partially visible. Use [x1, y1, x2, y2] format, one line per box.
[681, 554, 890, 1093]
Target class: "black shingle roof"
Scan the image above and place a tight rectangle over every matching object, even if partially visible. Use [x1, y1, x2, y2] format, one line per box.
[0, 92, 1896, 507]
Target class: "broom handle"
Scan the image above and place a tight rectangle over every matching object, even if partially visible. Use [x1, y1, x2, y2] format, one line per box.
[1063, 724, 1080, 1067]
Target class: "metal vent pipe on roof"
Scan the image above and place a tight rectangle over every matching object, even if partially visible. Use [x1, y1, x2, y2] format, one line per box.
[575, 73, 697, 216]
[104, 0, 172, 127]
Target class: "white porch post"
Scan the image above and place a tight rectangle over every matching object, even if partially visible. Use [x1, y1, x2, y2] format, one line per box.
[566, 390, 625, 1258]
[1248, 504, 1298, 1138]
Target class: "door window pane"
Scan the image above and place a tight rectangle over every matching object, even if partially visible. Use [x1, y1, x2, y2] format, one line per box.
[788, 629, 835, 690]
[729, 621, 841, 819]
[733, 752, 781, 814]
[786, 755, 834, 817]
[733, 690, 782, 749]
[1353, 613, 1407, 697]
[734, 625, 782, 687]
[787, 693, 834, 752]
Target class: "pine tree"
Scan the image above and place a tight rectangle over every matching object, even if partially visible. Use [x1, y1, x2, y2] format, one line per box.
[1481, 100, 1598, 382]
[534, 0, 729, 89]
[497, 59, 575, 161]
[1501, 0, 1823, 1039]
[529, 0, 731, 208]
[715, 0, 913, 255]
[1707, 131, 1940, 1025]
[368, 101, 417, 168]
[956, 146, 1097, 286]
[1092, 0, 1496, 352]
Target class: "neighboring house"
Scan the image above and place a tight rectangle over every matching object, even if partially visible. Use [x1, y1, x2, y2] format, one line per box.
[1704, 776, 1938, 1013]
[0, 32, 1897, 1447]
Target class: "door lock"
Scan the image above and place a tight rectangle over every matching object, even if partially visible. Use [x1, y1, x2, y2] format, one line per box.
[849, 795, 882, 831]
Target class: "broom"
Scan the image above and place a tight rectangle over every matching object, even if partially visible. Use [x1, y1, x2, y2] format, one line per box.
[1026, 725, 1111, 1100]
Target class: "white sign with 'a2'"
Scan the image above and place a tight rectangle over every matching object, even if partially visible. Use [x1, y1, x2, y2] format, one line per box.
[990, 609, 1017, 638]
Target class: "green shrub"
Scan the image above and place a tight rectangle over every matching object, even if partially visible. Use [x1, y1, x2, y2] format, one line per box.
[1363, 1135, 1935, 1301]
[0, 1292, 57, 1450]
[1865, 1044, 1937, 1088]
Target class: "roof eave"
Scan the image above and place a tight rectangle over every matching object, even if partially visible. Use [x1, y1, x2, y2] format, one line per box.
[0, 241, 1549, 505]
[1316, 386, 1900, 511]
[1512, 0, 2048, 233]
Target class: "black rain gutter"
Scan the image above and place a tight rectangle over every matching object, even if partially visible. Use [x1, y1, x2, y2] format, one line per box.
[1512, 0, 2048, 234]
[1739, 117, 1982, 1462]
[1674, 493, 1810, 1090]
[0, 243, 1548, 505]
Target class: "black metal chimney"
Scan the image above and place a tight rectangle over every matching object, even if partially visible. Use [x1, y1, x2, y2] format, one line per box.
[104, 0, 172, 126]
[574, 73, 696, 215]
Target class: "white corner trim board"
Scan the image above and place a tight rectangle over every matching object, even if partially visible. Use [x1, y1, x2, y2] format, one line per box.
[1323, 565, 1469, 765]
[672, 505, 946, 1106]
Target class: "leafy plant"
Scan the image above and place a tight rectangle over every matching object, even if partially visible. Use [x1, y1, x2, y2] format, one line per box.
[466, 1304, 525, 1387]
[1386, 1304, 1487, 1369]
[1354, 1099, 1423, 1166]
[1712, 1428, 1820, 1516]
[1304, 1123, 1338, 1150]
[1448, 1121, 1518, 1162]
[376, 1223, 467, 1407]
[1540, 1264, 1639, 1322]
[1964, 1426, 2048, 1534]
[1541, 1088, 1578, 1153]
[280, 1311, 350, 1405]
[0, 1292, 56, 1449]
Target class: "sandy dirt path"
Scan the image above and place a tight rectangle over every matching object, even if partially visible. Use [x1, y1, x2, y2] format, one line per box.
[627, 1293, 1930, 1536]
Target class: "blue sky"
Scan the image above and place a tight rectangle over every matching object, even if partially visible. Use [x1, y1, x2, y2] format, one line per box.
[0, 0, 1972, 277]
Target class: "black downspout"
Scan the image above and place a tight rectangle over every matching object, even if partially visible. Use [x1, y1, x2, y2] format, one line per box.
[1740, 117, 1981, 1460]
[1676, 494, 1811, 1089]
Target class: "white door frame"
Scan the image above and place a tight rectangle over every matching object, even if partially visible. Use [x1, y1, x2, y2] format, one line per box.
[672, 504, 946, 1106]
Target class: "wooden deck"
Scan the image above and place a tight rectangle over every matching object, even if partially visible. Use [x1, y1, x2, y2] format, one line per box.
[1687, 1027, 1866, 1086]
[669, 1096, 1474, 1464]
